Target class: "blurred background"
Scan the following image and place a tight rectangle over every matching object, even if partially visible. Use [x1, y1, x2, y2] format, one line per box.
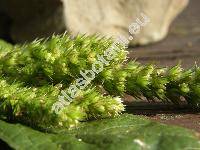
[0, 0, 199, 68]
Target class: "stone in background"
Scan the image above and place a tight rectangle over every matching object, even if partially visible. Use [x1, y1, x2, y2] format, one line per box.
[0, 0, 189, 45]
[63, 0, 189, 45]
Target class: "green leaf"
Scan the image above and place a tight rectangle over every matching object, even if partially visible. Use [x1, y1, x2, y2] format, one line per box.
[0, 120, 97, 150]
[0, 114, 200, 150]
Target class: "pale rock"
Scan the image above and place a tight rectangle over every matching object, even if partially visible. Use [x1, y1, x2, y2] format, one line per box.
[63, 0, 189, 45]
[0, 0, 189, 45]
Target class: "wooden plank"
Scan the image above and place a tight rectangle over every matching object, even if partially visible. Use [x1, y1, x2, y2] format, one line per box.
[125, 102, 200, 115]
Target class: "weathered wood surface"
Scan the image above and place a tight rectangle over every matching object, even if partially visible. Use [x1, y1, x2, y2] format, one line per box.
[126, 102, 199, 115]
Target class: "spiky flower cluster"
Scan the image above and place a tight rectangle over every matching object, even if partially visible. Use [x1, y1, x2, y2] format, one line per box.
[0, 34, 127, 86]
[0, 34, 199, 129]
[0, 77, 124, 128]
[101, 61, 200, 107]
[0, 34, 126, 128]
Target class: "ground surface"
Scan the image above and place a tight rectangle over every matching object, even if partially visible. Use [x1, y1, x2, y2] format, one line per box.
[128, 0, 200, 132]
[150, 114, 200, 133]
